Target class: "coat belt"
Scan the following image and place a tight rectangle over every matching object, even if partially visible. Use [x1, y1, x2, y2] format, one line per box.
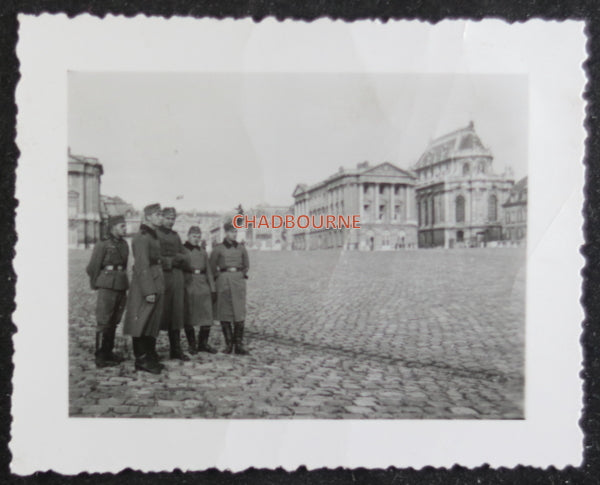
[220, 267, 241, 272]
[104, 265, 125, 271]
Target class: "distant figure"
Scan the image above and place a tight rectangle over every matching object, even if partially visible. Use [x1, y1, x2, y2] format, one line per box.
[183, 226, 218, 354]
[86, 215, 129, 368]
[210, 222, 250, 355]
[123, 203, 165, 374]
[157, 207, 191, 361]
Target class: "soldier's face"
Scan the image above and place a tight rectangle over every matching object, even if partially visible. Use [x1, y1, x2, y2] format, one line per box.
[188, 233, 201, 246]
[226, 229, 237, 241]
[147, 211, 162, 227]
[112, 222, 127, 238]
[163, 215, 176, 229]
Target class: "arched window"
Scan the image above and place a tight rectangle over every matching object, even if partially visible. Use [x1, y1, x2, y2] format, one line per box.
[456, 195, 465, 223]
[463, 163, 470, 176]
[488, 195, 498, 221]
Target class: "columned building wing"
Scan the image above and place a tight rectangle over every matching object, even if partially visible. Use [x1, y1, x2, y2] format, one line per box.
[413, 122, 515, 248]
[68, 149, 103, 248]
[292, 161, 418, 250]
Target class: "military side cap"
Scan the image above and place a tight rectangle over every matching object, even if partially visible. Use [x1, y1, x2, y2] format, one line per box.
[224, 221, 236, 231]
[162, 207, 177, 217]
[188, 225, 202, 235]
[143, 203, 161, 216]
[107, 215, 126, 229]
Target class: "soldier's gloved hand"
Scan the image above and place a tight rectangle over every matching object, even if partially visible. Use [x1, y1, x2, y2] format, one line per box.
[146, 294, 156, 303]
[211, 292, 217, 304]
[172, 254, 185, 267]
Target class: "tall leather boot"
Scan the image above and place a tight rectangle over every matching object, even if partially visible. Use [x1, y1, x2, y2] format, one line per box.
[184, 325, 198, 355]
[95, 332, 119, 368]
[233, 321, 249, 355]
[220, 322, 234, 354]
[145, 336, 165, 370]
[169, 329, 190, 361]
[197, 326, 217, 354]
[102, 327, 125, 363]
[133, 337, 161, 374]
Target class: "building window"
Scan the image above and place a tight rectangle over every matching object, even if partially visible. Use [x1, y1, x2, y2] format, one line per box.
[68, 191, 79, 218]
[379, 205, 385, 220]
[424, 200, 429, 225]
[457, 230, 464, 242]
[456, 195, 465, 223]
[394, 203, 402, 221]
[488, 195, 498, 222]
[463, 163, 470, 176]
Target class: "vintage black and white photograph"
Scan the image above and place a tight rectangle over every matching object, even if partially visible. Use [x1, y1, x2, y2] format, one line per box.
[12, 16, 585, 472]
[67, 71, 527, 420]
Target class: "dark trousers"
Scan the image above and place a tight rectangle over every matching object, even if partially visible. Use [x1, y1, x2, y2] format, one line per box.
[95, 289, 126, 356]
[96, 289, 127, 333]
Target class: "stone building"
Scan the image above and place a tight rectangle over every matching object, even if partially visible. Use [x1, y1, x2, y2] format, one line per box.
[502, 176, 527, 243]
[68, 149, 103, 248]
[243, 204, 292, 250]
[292, 161, 418, 250]
[413, 122, 514, 248]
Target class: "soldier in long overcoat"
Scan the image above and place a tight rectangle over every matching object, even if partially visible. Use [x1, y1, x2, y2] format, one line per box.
[209, 222, 250, 355]
[156, 207, 190, 361]
[86, 215, 129, 368]
[183, 226, 217, 354]
[123, 203, 165, 374]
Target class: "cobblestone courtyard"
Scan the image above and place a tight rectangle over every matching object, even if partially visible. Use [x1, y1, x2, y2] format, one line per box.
[69, 248, 525, 419]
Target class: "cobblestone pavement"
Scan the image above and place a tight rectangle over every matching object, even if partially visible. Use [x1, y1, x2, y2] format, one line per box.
[69, 248, 525, 419]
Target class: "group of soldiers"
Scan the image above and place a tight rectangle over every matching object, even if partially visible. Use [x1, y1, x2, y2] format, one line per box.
[85, 203, 250, 374]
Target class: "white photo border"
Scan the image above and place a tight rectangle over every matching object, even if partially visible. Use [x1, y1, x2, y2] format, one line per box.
[12, 15, 586, 474]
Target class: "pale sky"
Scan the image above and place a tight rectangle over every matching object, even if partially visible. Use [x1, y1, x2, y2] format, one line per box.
[68, 72, 528, 212]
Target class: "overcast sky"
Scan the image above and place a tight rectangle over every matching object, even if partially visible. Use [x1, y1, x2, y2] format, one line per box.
[69, 72, 528, 212]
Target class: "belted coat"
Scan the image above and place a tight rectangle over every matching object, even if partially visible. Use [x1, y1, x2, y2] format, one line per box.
[123, 224, 165, 338]
[183, 242, 216, 327]
[157, 226, 189, 331]
[209, 239, 249, 322]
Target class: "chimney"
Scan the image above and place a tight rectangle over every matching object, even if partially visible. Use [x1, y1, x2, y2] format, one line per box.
[357, 161, 370, 170]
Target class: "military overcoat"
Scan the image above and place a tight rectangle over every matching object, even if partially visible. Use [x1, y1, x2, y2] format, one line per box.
[157, 227, 189, 331]
[183, 242, 216, 327]
[123, 224, 165, 338]
[209, 239, 249, 322]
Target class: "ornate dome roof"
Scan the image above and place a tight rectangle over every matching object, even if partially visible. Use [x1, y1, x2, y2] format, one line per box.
[414, 121, 492, 169]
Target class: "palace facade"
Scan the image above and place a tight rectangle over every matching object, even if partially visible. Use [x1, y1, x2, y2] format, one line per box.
[413, 122, 515, 248]
[292, 161, 418, 250]
[68, 149, 103, 248]
[290, 122, 522, 251]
